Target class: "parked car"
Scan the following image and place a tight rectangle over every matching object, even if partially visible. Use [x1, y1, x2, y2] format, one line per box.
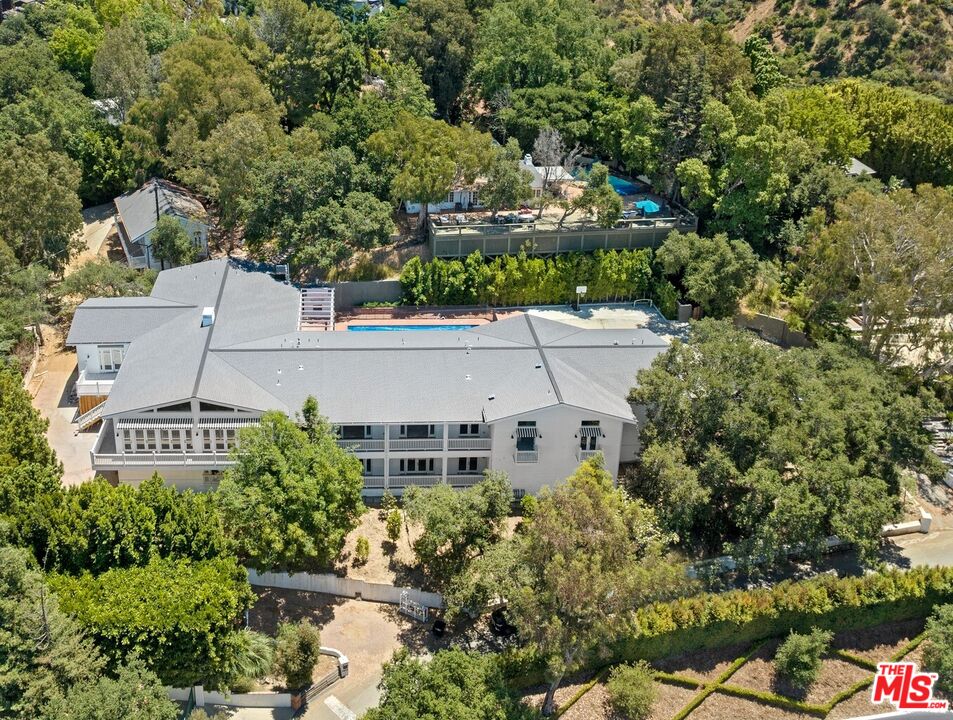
[517, 212, 535, 223]
[496, 212, 519, 224]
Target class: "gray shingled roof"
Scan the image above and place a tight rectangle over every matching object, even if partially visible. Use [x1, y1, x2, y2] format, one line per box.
[66, 298, 194, 345]
[81, 259, 671, 422]
[114, 179, 207, 243]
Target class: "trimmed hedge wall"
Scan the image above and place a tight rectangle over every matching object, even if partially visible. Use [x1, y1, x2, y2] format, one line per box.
[502, 567, 953, 683]
[615, 567, 953, 662]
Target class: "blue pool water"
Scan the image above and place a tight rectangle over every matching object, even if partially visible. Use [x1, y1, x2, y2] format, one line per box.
[347, 324, 477, 332]
[636, 199, 661, 214]
[608, 174, 641, 196]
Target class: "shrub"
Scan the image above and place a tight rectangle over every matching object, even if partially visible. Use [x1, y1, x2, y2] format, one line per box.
[923, 603, 953, 695]
[379, 490, 398, 520]
[355, 536, 370, 565]
[519, 494, 538, 519]
[273, 621, 322, 690]
[386, 510, 402, 543]
[606, 661, 656, 719]
[773, 628, 833, 689]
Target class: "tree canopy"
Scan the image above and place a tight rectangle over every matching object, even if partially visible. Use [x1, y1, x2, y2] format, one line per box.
[217, 398, 365, 571]
[628, 320, 942, 566]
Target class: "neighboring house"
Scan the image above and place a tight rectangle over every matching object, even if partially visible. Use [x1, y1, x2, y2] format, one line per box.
[845, 157, 876, 177]
[403, 183, 486, 215]
[114, 179, 209, 271]
[520, 154, 575, 199]
[67, 260, 670, 496]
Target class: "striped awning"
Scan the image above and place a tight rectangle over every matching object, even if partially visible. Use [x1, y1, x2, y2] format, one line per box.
[116, 417, 192, 430]
[578, 426, 604, 438]
[198, 417, 261, 429]
[513, 426, 539, 438]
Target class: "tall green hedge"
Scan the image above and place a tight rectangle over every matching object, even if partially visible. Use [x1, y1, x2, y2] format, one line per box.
[502, 567, 953, 683]
[400, 249, 659, 308]
[621, 567, 953, 661]
[50, 557, 255, 689]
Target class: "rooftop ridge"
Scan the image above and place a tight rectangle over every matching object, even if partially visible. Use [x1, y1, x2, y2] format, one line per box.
[190, 263, 230, 400]
[524, 314, 563, 404]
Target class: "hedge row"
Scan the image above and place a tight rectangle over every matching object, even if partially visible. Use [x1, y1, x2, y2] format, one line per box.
[399, 250, 677, 316]
[615, 567, 953, 662]
[502, 567, 953, 683]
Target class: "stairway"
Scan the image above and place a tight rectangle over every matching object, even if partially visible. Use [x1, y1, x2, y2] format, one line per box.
[76, 400, 105, 430]
[299, 287, 335, 331]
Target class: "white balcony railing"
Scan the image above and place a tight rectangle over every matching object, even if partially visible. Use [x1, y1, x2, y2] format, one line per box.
[337, 439, 385, 452]
[91, 451, 235, 468]
[362, 475, 386, 489]
[389, 439, 443, 451]
[445, 474, 484, 487]
[75, 370, 116, 397]
[387, 474, 444, 488]
[448, 438, 492, 451]
[577, 449, 601, 461]
[515, 450, 539, 463]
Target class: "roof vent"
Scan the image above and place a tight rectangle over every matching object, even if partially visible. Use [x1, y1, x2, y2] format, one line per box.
[201, 307, 215, 327]
[535, 363, 542, 369]
[488, 394, 495, 401]
[465, 374, 471, 381]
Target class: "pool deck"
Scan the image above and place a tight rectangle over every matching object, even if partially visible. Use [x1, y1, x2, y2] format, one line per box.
[332, 303, 685, 340]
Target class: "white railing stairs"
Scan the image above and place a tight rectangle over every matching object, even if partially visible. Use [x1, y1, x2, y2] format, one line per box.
[298, 287, 335, 331]
[76, 401, 105, 430]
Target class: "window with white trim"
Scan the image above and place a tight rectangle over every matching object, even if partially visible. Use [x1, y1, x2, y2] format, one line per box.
[458, 423, 480, 436]
[399, 458, 435, 473]
[457, 457, 478, 473]
[98, 345, 124, 372]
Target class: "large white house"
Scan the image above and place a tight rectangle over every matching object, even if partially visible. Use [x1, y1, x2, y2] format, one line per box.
[66, 260, 669, 496]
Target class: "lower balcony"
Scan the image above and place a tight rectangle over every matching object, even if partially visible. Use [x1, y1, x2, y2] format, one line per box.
[337, 439, 385, 452]
[387, 474, 444, 488]
[514, 450, 539, 463]
[577, 449, 602, 461]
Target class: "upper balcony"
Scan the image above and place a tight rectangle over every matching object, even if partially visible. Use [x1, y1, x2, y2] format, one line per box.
[75, 370, 116, 397]
[89, 419, 236, 470]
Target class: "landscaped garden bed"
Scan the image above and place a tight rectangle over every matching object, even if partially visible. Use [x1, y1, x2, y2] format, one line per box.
[725, 640, 870, 706]
[537, 617, 942, 720]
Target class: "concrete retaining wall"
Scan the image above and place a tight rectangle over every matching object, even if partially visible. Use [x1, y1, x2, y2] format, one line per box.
[332, 280, 401, 308]
[734, 312, 811, 348]
[247, 568, 444, 608]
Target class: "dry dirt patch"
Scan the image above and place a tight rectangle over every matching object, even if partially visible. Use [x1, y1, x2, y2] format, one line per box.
[557, 680, 700, 720]
[832, 619, 925, 662]
[694, 691, 818, 720]
[520, 674, 596, 716]
[727, 640, 869, 706]
[653, 643, 750, 682]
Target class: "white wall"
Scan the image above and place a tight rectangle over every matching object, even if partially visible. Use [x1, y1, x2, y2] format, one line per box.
[76, 343, 127, 374]
[489, 405, 627, 495]
[118, 467, 216, 492]
[136, 215, 209, 270]
[404, 190, 482, 215]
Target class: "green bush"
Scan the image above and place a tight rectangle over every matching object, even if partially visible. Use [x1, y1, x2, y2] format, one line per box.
[355, 536, 370, 565]
[606, 662, 656, 719]
[49, 557, 256, 690]
[774, 628, 833, 689]
[273, 621, 322, 690]
[923, 603, 953, 695]
[386, 510, 402, 543]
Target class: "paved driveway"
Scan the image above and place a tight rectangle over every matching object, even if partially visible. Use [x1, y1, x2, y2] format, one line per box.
[28, 338, 95, 486]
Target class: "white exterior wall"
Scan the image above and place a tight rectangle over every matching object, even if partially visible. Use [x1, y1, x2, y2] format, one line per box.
[75, 342, 128, 374]
[489, 405, 629, 495]
[117, 467, 212, 492]
[135, 215, 209, 271]
[404, 189, 482, 215]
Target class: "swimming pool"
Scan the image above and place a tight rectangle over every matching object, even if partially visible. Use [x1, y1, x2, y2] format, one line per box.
[608, 174, 641, 196]
[347, 324, 477, 332]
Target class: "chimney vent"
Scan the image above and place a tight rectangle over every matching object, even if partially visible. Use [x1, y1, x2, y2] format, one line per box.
[201, 307, 215, 327]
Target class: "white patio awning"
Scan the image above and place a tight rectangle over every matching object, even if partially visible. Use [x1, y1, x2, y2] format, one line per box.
[116, 417, 192, 430]
[198, 417, 261, 429]
[513, 426, 539, 438]
[578, 426, 604, 438]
